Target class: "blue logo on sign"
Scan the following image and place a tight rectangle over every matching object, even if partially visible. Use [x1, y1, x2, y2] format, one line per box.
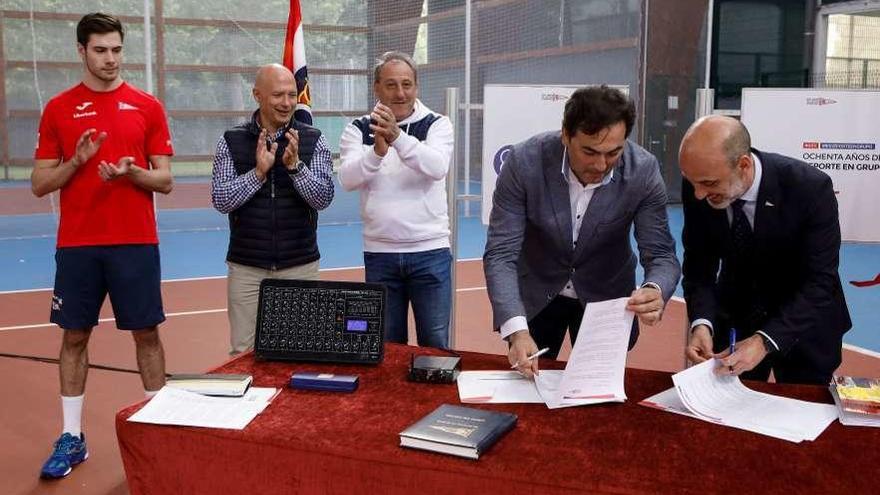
[494, 145, 513, 175]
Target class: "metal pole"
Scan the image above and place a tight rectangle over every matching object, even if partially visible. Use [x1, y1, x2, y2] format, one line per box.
[445, 87, 460, 350]
[144, 0, 153, 94]
[812, 7, 827, 86]
[695, 88, 715, 119]
[463, 0, 472, 218]
[704, 0, 714, 90]
[144, 0, 157, 221]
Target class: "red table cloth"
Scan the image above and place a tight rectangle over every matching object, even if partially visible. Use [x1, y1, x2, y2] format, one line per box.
[116, 344, 877, 494]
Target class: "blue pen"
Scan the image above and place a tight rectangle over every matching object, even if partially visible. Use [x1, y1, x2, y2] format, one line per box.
[729, 327, 737, 355]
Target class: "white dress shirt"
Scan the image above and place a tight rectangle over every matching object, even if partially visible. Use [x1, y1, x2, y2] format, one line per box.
[690, 153, 779, 351]
[499, 148, 612, 339]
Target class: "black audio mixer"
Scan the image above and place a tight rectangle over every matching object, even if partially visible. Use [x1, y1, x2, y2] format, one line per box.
[254, 279, 386, 364]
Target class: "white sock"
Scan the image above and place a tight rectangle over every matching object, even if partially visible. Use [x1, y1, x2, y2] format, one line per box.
[145, 390, 159, 398]
[61, 395, 84, 437]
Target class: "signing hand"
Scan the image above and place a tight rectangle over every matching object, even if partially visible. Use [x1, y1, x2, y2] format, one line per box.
[255, 128, 277, 181]
[686, 324, 714, 364]
[281, 129, 300, 171]
[73, 128, 107, 168]
[714, 334, 768, 377]
[626, 286, 664, 326]
[508, 330, 540, 378]
[98, 156, 135, 181]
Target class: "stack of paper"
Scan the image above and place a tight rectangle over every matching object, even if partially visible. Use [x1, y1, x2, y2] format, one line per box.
[457, 371, 546, 403]
[458, 297, 632, 409]
[128, 386, 279, 430]
[640, 360, 838, 443]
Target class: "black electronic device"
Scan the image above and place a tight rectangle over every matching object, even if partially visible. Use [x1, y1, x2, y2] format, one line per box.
[254, 279, 386, 364]
[408, 355, 461, 384]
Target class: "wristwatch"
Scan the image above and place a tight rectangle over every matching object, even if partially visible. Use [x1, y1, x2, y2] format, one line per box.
[288, 159, 304, 175]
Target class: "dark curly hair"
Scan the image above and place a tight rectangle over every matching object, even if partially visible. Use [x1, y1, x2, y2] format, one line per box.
[562, 85, 635, 138]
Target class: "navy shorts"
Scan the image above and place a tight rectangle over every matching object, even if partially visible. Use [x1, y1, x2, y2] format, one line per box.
[50, 244, 165, 330]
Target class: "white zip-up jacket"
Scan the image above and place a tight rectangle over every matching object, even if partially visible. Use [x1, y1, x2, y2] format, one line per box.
[338, 99, 454, 252]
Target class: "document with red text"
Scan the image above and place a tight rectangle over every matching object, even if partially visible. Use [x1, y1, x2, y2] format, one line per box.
[641, 360, 838, 442]
[458, 297, 632, 409]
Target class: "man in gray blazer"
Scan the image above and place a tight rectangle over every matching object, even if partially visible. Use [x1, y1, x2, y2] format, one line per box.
[484, 86, 680, 377]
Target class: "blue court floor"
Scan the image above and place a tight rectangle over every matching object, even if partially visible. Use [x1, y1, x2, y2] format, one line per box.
[1, 184, 878, 352]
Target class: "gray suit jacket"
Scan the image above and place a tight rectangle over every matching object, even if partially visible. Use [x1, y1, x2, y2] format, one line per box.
[483, 130, 681, 339]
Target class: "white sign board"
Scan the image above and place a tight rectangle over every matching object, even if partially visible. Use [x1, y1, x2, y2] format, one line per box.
[741, 88, 880, 242]
[481, 84, 629, 225]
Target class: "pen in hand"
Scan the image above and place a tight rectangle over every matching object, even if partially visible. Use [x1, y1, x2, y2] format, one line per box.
[510, 347, 550, 369]
[727, 327, 736, 372]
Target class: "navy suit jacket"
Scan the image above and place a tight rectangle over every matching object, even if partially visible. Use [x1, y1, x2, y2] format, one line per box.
[682, 149, 851, 374]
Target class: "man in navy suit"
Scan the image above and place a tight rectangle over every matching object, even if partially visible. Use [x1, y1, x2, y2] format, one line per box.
[680, 115, 851, 385]
[484, 86, 681, 377]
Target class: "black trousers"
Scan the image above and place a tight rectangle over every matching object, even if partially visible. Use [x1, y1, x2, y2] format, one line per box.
[527, 296, 585, 360]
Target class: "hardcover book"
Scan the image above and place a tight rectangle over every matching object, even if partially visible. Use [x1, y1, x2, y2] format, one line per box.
[399, 404, 517, 459]
[165, 374, 253, 397]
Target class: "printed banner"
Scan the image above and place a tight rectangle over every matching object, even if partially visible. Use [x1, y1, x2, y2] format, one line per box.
[741, 88, 880, 242]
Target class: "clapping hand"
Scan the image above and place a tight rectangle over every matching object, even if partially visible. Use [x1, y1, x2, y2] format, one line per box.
[98, 156, 135, 181]
[73, 128, 107, 168]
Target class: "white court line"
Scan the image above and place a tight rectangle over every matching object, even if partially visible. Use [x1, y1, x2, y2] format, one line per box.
[0, 308, 227, 332]
[0, 285, 491, 332]
[844, 343, 880, 360]
[5, 283, 878, 361]
[0, 259, 487, 294]
[0, 286, 54, 295]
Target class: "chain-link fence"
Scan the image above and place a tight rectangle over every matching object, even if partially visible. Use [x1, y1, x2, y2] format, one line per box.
[4, 1, 880, 215]
[2, 0, 643, 217]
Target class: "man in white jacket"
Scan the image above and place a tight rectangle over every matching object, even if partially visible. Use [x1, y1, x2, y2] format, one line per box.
[339, 51, 454, 349]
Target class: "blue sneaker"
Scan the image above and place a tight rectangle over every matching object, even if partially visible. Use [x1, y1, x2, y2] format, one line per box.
[40, 433, 88, 479]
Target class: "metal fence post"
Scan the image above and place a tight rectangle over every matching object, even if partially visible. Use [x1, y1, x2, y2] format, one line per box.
[445, 87, 460, 350]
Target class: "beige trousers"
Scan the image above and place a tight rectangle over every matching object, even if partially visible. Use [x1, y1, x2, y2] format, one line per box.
[227, 260, 320, 354]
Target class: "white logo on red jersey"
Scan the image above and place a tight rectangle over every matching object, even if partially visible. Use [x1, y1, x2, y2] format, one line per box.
[118, 101, 139, 111]
[73, 111, 97, 119]
[75, 102, 93, 111]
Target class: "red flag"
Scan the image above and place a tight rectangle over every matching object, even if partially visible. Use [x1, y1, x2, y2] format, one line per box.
[282, 0, 312, 124]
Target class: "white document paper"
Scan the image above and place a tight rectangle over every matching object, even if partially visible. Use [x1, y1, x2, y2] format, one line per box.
[648, 359, 839, 443]
[127, 385, 277, 430]
[457, 297, 633, 409]
[457, 371, 545, 403]
[640, 387, 710, 421]
[542, 297, 632, 409]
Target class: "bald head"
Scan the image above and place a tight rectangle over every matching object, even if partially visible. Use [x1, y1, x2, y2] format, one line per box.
[679, 115, 755, 209]
[680, 115, 751, 169]
[253, 63, 296, 132]
[255, 64, 294, 90]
